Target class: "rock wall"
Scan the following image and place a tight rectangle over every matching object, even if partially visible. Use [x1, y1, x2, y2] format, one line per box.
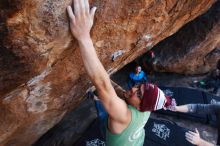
[153, 1, 220, 75]
[0, 0, 217, 145]
[33, 98, 97, 146]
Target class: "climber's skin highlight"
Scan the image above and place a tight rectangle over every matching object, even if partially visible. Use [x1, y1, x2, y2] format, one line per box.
[67, 0, 170, 145]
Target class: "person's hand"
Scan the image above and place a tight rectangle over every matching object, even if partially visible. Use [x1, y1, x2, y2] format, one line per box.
[67, 0, 97, 41]
[166, 98, 177, 111]
[185, 128, 202, 145]
[124, 88, 136, 98]
[124, 87, 138, 99]
[124, 90, 131, 99]
[131, 87, 138, 93]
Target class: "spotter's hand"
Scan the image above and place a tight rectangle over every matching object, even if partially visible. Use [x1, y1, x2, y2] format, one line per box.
[185, 128, 202, 145]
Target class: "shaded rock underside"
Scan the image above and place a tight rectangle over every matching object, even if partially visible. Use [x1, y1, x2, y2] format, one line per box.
[152, 1, 220, 74]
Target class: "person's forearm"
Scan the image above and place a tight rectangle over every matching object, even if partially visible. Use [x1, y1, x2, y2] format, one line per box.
[198, 139, 214, 146]
[187, 103, 220, 114]
[175, 105, 189, 113]
[78, 37, 111, 93]
[175, 104, 207, 113]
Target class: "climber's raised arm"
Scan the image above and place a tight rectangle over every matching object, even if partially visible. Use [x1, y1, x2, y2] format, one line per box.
[66, 0, 130, 130]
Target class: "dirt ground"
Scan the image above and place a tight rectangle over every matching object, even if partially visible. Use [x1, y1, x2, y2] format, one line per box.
[111, 64, 219, 145]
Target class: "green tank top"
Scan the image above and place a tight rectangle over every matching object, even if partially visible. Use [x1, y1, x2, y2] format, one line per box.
[106, 105, 150, 146]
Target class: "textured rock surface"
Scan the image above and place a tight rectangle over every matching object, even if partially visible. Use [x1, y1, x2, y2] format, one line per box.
[153, 1, 220, 75]
[33, 98, 97, 146]
[0, 0, 217, 145]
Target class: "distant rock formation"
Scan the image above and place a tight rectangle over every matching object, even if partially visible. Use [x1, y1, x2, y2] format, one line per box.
[0, 0, 217, 145]
[153, 1, 220, 75]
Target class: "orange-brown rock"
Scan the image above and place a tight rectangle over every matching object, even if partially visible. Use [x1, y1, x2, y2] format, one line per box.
[153, 1, 220, 75]
[0, 0, 217, 145]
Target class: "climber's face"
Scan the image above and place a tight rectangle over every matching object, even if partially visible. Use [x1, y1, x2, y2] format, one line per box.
[124, 84, 145, 110]
[126, 94, 141, 110]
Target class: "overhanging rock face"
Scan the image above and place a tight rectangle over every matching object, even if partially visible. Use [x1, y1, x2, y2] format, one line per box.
[153, 1, 220, 75]
[0, 0, 217, 145]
